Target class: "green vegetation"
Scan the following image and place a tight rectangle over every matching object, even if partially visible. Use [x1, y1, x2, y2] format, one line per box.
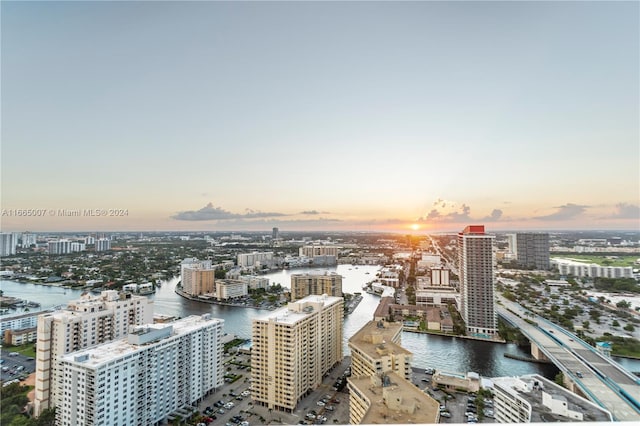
[0, 383, 55, 426]
[498, 319, 529, 345]
[224, 338, 246, 352]
[2, 343, 36, 358]
[596, 335, 640, 358]
[593, 277, 640, 294]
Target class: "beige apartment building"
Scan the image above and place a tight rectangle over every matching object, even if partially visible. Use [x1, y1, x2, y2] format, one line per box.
[290, 272, 343, 301]
[348, 320, 412, 381]
[34, 290, 154, 416]
[182, 265, 215, 296]
[251, 294, 343, 413]
[348, 371, 439, 424]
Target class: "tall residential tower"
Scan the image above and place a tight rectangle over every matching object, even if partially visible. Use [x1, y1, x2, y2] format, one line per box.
[457, 225, 497, 338]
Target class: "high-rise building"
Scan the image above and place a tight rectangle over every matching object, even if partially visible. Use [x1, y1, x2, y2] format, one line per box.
[47, 239, 71, 255]
[0, 233, 17, 256]
[457, 225, 497, 337]
[298, 245, 340, 265]
[181, 264, 215, 296]
[251, 295, 343, 413]
[348, 320, 412, 381]
[272, 227, 279, 239]
[21, 232, 37, 248]
[516, 233, 550, 270]
[57, 315, 224, 426]
[94, 238, 111, 252]
[34, 291, 154, 415]
[290, 272, 343, 301]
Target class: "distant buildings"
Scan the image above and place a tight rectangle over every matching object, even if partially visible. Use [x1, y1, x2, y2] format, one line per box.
[215, 280, 248, 301]
[299, 245, 339, 266]
[57, 315, 224, 426]
[492, 374, 612, 423]
[516, 233, 550, 270]
[251, 295, 343, 413]
[47, 239, 71, 255]
[272, 227, 279, 240]
[238, 275, 270, 291]
[551, 258, 634, 278]
[458, 225, 497, 338]
[0, 233, 17, 256]
[290, 272, 343, 301]
[34, 291, 154, 416]
[237, 251, 274, 268]
[94, 238, 111, 252]
[1, 310, 53, 344]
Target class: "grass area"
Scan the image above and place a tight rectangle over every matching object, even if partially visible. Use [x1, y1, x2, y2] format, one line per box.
[2, 343, 36, 358]
[598, 335, 640, 359]
[552, 255, 639, 267]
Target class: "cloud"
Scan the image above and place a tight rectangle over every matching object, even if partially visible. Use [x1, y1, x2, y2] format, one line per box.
[533, 203, 588, 221]
[418, 204, 472, 223]
[604, 202, 640, 219]
[483, 209, 503, 222]
[172, 203, 287, 221]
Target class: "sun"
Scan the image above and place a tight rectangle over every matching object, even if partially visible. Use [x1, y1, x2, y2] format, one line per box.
[410, 223, 420, 231]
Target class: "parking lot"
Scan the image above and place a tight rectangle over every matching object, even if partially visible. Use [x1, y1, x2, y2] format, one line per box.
[1, 349, 35, 384]
[194, 354, 352, 426]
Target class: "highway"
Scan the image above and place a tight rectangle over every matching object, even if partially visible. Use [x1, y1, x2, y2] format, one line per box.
[497, 298, 640, 421]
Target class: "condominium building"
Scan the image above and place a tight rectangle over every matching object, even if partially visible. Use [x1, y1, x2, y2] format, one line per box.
[94, 238, 111, 252]
[237, 251, 274, 268]
[348, 320, 412, 381]
[21, 232, 37, 248]
[0, 232, 17, 256]
[551, 258, 633, 278]
[34, 291, 154, 415]
[251, 295, 343, 412]
[47, 239, 71, 255]
[492, 374, 612, 423]
[430, 266, 451, 286]
[516, 233, 550, 270]
[57, 315, 224, 426]
[238, 275, 270, 290]
[458, 225, 497, 337]
[290, 272, 343, 301]
[298, 245, 339, 265]
[215, 280, 248, 301]
[348, 371, 439, 424]
[181, 264, 215, 296]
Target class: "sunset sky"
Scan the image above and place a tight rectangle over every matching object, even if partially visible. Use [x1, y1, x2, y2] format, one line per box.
[1, 1, 638, 233]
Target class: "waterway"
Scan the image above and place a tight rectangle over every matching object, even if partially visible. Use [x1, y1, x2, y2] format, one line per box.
[2, 266, 639, 379]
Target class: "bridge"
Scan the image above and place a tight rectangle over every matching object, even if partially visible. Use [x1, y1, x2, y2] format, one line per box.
[497, 298, 640, 421]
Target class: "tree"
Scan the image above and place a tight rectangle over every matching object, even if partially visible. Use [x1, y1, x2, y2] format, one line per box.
[612, 320, 620, 327]
[624, 324, 635, 332]
[616, 300, 632, 309]
[554, 372, 564, 387]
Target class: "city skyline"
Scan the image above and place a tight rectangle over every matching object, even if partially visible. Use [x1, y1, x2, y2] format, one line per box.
[1, 1, 638, 233]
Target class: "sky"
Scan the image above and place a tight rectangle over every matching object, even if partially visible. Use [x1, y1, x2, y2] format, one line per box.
[1, 0, 638, 233]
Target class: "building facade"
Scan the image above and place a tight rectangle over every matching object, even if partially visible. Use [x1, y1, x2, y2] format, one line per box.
[57, 315, 224, 426]
[215, 280, 248, 300]
[516, 233, 550, 270]
[47, 239, 71, 255]
[458, 225, 497, 337]
[0, 233, 17, 256]
[94, 238, 111, 252]
[348, 320, 412, 381]
[290, 272, 343, 301]
[237, 251, 274, 268]
[34, 291, 154, 415]
[181, 265, 215, 296]
[551, 258, 634, 278]
[251, 295, 343, 413]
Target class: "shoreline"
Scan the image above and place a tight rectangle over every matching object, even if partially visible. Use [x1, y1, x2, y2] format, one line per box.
[174, 287, 277, 310]
[403, 328, 507, 344]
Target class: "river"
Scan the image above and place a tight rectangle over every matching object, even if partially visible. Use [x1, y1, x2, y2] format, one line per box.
[2, 266, 639, 379]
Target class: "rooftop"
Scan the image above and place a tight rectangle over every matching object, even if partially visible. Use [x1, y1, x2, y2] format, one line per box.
[59, 314, 223, 369]
[254, 294, 343, 325]
[348, 320, 410, 358]
[492, 374, 612, 423]
[349, 371, 439, 424]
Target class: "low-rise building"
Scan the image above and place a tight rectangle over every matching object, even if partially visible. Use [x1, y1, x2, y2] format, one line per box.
[492, 374, 612, 423]
[215, 280, 248, 301]
[431, 370, 480, 393]
[4, 327, 37, 345]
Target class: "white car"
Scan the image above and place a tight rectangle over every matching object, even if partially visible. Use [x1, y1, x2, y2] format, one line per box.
[317, 401, 325, 406]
